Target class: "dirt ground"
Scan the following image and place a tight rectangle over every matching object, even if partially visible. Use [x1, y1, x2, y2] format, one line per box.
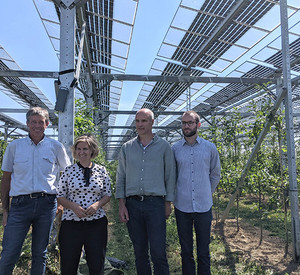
[1, 202, 299, 274]
[105, 200, 300, 274]
[212, 218, 300, 274]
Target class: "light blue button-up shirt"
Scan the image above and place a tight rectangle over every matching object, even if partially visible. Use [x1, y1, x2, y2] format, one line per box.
[2, 136, 71, 196]
[172, 136, 221, 213]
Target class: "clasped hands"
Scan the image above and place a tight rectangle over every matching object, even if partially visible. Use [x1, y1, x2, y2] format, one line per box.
[72, 202, 100, 218]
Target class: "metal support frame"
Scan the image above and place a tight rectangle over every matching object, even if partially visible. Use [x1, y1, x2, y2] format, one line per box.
[89, 74, 274, 84]
[280, 0, 300, 261]
[0, 71, 274, 85]
[58, 0, 76, 161]
[220, 1, 300, 259]
[77, 7, 94, 109]
[186, 86, 191, 111]
[74, 9, 86, 87]
[221, 83, 287, 222]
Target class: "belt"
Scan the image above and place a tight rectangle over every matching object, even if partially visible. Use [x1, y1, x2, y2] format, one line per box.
[126, 195, 162, 202]
[13, 192, 56, 199]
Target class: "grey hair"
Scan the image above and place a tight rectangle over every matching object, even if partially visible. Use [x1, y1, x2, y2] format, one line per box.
[26, 107, 49, 123]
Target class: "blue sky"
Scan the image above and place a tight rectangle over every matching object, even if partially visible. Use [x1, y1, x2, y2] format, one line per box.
[0, 0, 181, 129]
[115, 0, 180, 127]
[1, 0, 59, 126]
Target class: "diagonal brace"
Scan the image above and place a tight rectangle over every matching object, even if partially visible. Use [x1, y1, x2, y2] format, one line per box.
[220, 86, 287, 222]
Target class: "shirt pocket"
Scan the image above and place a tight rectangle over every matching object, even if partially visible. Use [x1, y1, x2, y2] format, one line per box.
[41, 156, 56, 175]
[13, 156, 29, 175]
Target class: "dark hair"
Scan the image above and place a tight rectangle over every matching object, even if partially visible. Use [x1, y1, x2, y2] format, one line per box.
[182, 110, 200, 124]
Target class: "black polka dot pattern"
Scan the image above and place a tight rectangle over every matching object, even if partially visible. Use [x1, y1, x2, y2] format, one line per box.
[57, 163, 112, 221]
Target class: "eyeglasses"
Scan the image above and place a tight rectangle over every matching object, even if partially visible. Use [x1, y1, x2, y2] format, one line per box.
[181, 121, 196, 126]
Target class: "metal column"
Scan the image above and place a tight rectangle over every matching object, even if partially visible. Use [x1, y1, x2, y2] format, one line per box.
[280, 0, 300, 261]
[58, 0, 76, 161]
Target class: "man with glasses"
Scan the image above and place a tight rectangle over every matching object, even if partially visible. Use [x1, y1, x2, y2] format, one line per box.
[172, 110, 221, 275]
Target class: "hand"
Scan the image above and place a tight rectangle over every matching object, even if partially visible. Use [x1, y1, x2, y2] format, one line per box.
[2, 209, 8, 227]
[56, 203, 64, 215]
[165, 201, 172, 219]
[85, 202, 100, 216]
[71, 203, 87, 218]
[119, 200, 129, 223]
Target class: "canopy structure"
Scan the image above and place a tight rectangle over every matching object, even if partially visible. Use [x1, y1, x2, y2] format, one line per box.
[0, 0, 300, 259]
[0, 0, 299, 159]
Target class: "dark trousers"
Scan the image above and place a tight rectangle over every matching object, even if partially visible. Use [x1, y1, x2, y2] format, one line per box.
[0, 195, 57, 275]
[59, 217, 108, 275]
[126, 196, 169, 275]
[175, 208, 212, 275]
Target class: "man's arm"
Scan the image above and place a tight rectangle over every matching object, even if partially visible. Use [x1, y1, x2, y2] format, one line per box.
[165, 201, 172, 219]
[115, 145, 127, 199]
[210, 145, 221, 193]
[118, 198, 129, 223]
[164, 144, 176, 202]
[55, 144, 71, 214]
[1, 171, 12, 226]
[57, 143, 71, 169]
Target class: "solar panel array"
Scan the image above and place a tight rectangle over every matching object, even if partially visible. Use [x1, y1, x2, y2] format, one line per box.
[0, 0, 299, 160]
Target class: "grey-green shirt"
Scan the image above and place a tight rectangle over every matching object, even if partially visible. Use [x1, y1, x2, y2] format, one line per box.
[115, 135, 176, 201]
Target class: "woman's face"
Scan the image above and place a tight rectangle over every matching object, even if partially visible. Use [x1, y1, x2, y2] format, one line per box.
[75, 141, 92, 163]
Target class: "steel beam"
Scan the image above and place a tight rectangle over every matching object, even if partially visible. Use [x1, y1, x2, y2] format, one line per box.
[0, 71, 274, 85]
[90, 74, 274, 84]
[280, 0, 300, 261]
[0, 70, 58, 78]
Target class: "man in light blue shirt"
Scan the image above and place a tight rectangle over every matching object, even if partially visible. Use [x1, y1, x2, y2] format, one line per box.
[0, 107, 70, 275]
[172, 110, 221, 275]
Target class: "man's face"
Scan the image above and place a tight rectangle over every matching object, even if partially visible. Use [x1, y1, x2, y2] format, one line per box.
[181, 114, 199, 138]
[135, 111, 153, 136]
[27, 115, 48, 138]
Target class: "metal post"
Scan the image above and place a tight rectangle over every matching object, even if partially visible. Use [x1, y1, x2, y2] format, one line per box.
[186, 86, 191, 110]
[4, 126, 8, 142]
[58, 0, 76, 161]
[86, 74, 94, 109]
[280, 0, 300, 261]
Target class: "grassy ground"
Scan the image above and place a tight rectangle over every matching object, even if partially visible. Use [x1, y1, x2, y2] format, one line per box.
[106, 197, 285, 275]
[0, 196, 296, 274]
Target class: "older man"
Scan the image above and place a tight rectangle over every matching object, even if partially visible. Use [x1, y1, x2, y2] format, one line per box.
[172, 110, 221, 275]
[116, 108, 176, 275]
[0, 107, 70, 274]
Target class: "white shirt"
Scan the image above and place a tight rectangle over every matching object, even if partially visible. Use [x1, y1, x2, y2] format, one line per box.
[172, 136, 221, 213]
[2, 136, 71, 196]
[57, 163, 112, 221]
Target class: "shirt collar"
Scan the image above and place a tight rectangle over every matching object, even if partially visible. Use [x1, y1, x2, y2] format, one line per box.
[26, 134, 46, 145]
[181, 136, 202, 146]
[136, 134, 157, 144]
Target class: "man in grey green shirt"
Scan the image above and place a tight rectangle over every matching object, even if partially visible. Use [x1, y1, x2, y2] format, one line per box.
[116, 108, 176, 275]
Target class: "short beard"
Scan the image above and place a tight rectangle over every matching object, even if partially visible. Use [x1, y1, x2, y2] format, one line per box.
[183, 127, 197, 137]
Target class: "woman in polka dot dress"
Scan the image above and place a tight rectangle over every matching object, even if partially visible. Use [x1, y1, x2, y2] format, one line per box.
[57, 134, 112, 275]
